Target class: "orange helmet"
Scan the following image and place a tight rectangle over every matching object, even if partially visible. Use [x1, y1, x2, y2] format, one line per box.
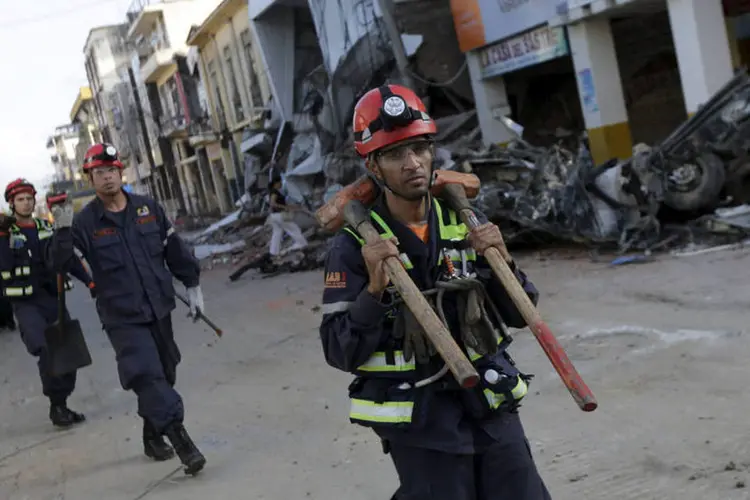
[352, 85, 436, 157]
[82, 143, 123, 171]
[4, 178, 36, 203]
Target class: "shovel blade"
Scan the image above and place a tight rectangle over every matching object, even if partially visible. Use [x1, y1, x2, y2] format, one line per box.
[44, 319, 92, 377]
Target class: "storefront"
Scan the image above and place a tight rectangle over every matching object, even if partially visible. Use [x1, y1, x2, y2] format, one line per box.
[450, 1, 580, 147]
[549, 0, 736, 164]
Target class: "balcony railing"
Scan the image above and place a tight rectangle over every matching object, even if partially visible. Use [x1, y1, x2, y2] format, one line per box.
[187, 113, 217, 142]
[160, 113, 188, 136]
[127, 0, 165, 24]
[54, 123, 81, 138]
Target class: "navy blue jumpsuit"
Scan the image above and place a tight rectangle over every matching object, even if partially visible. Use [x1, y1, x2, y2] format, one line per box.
[319, 196, 552, 500]
[0, 218, 93, 405]
[53, 192, 200, 433]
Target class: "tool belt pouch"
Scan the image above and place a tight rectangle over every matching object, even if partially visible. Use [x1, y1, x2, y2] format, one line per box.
[465, 354, 531, 420]
[348, 376, 425, 431]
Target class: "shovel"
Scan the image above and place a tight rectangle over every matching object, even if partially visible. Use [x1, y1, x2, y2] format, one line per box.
[44, 274, 92, 376]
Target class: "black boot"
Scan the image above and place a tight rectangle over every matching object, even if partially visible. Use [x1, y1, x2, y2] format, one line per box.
[164, 422, 206, 475]
[143, 420, 175, 461]
[49, 403, 86, 428]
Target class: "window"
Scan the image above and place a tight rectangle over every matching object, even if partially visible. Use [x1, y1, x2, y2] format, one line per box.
[166, 78, 181, 119]
[222, 46, 244, 123]
[240, 29, 264, 108]
[207, 60, 226, 127]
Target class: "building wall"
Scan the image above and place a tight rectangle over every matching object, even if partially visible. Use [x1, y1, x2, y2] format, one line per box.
[200, 4, 270, 132]
[395, 0, 473, 102]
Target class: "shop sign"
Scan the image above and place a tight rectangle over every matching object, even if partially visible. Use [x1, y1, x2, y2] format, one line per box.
[450, 0, 562, 52]
[479, 25, 569, 79]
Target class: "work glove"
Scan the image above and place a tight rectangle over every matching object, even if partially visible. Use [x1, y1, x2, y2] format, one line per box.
[0, 213, 16, 231]
[458, 289, 498, 358]
[51, 202, 74, 230]
[399, 305, 435, 365]
[186, 286, 204, 322]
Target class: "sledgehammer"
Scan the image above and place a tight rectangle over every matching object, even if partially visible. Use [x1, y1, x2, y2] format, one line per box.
[342, 200, 480, 389]
[439, 183, 598, 412]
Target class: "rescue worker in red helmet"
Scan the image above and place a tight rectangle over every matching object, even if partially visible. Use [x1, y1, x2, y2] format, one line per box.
[0, 178, 94, 427]
[319, 85, 551, 499]
[50, 143, 207, 475]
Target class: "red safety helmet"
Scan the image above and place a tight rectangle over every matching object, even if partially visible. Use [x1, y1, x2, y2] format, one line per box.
[352, 84, 437, 157]
[82, 143, 124, 171]
[4, 178, 36, 203]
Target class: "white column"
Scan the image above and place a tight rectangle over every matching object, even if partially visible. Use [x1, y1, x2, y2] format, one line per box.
[465, 51, 515, 146]
[667, 0, 733, 114]
[568, 18, 632, 163]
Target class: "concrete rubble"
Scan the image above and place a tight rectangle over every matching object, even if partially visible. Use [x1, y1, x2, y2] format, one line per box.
[183, 68, 750, 278]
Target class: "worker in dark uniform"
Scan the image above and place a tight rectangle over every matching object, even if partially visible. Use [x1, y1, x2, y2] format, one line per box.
[319, 85, 552, 499]
[51, 143, 206, 475]
[0, 178, 92, 427]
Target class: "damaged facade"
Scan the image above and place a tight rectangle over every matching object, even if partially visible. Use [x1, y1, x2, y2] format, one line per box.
[50, 0, 750, 277]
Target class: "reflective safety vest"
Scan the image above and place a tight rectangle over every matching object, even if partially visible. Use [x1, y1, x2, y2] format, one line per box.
[1, 218, 73, 298]
[341, 198, 529, 428]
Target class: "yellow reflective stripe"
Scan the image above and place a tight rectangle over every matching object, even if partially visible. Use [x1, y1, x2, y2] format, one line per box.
[15, 266, 30, 276]
[434, 198, 469, 241]
[1, 271, 11, 280]
[357, 351, 416, 372]
[349, 398, 413, 423]
[5, 285, 32, 297]
[370, 212, 395, 239]
[343, 216, 413, 269]
[398, 253, 414, 269]
[466, 336, 503, 361]
[483, 376, 529, 409]
[38, 231, 53, 240]
[342, 227, 364, 245]
[442, 249, 476, 264]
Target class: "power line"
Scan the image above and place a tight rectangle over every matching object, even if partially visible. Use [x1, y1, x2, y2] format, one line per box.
[0, 0, 122, 30]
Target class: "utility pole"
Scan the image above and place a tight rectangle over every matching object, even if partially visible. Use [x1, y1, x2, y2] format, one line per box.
[375, 0, 415, 88]
[127, 66, 154, 195]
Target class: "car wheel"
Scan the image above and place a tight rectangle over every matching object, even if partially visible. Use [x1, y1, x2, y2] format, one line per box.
[663, 153, 725, 211]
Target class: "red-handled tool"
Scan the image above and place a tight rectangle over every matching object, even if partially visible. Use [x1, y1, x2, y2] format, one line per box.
[439, 183, 598, 412]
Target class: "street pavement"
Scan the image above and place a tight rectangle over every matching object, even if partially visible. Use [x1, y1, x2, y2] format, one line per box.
[1, 247, 750, 499]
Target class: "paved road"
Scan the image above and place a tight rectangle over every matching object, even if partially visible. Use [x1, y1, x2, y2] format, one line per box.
[1, 247, 750, 499]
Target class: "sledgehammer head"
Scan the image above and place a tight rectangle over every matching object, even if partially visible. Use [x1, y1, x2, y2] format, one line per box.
[315, 170, 481, 233]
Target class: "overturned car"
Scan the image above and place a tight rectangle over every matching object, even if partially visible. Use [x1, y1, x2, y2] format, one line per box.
[621, 69, 750, 213]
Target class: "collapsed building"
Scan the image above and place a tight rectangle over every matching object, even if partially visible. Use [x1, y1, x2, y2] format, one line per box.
[186, 0, 750, 278]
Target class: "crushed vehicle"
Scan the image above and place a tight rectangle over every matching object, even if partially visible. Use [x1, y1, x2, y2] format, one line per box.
[620, 69, 750, 213]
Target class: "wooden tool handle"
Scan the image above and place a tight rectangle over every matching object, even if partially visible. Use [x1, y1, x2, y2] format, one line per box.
[440, 184, 598, 411]
[343, 200, 479, 388]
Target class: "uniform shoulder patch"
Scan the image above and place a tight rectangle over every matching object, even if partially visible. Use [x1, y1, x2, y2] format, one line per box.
[324, 271, 347, 289]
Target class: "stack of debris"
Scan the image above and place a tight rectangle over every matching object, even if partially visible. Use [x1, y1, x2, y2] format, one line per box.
[183, 68, 750, 279]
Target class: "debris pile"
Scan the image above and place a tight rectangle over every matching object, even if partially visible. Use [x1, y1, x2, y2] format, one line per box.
[183, 69, 750, 279]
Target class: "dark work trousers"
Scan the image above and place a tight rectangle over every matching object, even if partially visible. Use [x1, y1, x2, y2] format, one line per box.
[13, 293, 77, 405]
[0, 295, 15, 328]
[389, 413, 552, 500]
[104, 315, 184, 433]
